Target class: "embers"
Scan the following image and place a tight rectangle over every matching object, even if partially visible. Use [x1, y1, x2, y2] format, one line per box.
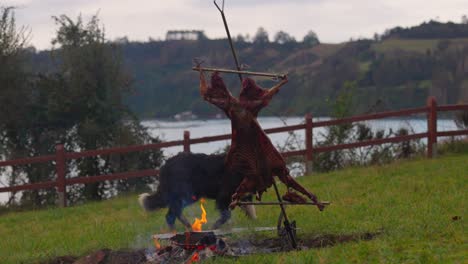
[149, 231, 226, 263]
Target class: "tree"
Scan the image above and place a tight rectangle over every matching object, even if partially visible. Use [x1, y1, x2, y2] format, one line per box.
[0, 6, 29, 134]
[253, 27, 269, 45]
[462, 15, 468, 24]
[373, 33, 380, 42]
[235, 34, 246, 43]
[49, 14, 162, 203]
[302, 30, 319, 46]
[0, 6, 46, 206]
[0, 6, 30, 133]
[0, 11, 162, 207]
[273, 30, 296, 44]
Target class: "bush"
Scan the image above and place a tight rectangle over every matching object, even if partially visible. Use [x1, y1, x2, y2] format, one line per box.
[455, 110, 468, 129]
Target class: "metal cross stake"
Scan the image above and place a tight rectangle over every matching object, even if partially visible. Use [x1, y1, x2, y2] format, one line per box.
[272, 181, 298, 249]
[192, 66, 287, 80]
[212, 0, 299, 249]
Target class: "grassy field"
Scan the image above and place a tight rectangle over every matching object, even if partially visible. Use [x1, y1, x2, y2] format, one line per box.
[0, 153, 466, 263]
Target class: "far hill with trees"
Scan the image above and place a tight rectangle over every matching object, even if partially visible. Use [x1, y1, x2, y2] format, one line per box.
[26, 17, 468, 118]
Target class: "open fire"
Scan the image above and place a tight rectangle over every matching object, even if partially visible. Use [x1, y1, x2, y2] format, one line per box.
[191, 198, 207, 232]
[148, 199, 218, 262]
[150, 230, 222, 263]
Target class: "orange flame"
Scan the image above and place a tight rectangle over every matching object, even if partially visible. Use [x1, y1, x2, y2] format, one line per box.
[191, 198, 207, 231]
[188, 252, 200, 263]
[153, 237, 161, 250]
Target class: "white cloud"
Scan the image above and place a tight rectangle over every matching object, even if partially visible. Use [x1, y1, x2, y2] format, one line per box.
[4, 0, 468, 50]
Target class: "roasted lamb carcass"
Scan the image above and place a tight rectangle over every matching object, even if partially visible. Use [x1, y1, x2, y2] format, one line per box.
[198, 70, 324, 211]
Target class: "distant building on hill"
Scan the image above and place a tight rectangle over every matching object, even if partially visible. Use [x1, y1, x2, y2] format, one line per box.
[166, 30, 206, 41]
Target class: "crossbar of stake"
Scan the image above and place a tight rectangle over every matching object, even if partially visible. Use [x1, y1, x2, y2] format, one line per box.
[192, 67, 287, 80]
[237, 201, 331, 206]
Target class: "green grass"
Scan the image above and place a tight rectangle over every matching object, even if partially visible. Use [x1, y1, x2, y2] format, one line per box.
[1, 153, 467, 263]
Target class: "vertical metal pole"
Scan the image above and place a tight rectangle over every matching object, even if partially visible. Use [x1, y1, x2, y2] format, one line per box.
[272, 181, 297, 249]
[305, 114, 313, 175]
[214, 0, 243, 83]
[56, 144, 67, 207]
[183, 131, 191, 153]
[427, 97, 437, 158]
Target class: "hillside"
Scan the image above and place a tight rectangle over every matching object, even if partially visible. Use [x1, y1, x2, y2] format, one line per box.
[119, 38, 467, 118]
[31, 21, 468, 118]
[0, 153, 466, 263]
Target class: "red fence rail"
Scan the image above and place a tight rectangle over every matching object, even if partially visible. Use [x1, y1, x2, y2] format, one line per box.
[0, 96, 467, 207]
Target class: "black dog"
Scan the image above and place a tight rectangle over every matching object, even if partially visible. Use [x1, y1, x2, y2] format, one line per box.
[138, 152, 256, 230]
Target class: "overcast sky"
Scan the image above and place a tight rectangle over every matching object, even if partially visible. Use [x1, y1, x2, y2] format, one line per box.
[4, 0, 468, 50]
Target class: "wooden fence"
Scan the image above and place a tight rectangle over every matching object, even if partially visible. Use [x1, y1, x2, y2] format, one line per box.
[0, 96, 467, 207]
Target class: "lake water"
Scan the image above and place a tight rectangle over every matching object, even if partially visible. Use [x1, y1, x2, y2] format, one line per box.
[0, 117, 460, 204]
[142, 117, 459, 157]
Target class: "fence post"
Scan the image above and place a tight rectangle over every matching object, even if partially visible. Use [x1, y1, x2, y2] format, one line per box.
[427, 96, 437, 158]
[55, 144, 67, 207]
[183, 130, 191, 153]
[305, 114, 313, 175]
